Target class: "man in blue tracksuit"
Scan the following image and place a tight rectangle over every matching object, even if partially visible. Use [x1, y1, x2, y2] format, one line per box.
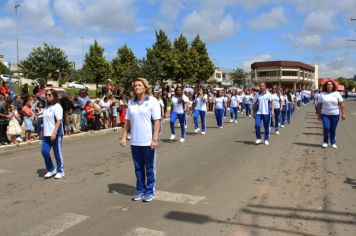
[253, 83, 274, 145]
[121, 78, 161, 202]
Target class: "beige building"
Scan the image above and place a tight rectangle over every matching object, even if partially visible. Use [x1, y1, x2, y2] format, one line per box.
[251, 61, 318, 90]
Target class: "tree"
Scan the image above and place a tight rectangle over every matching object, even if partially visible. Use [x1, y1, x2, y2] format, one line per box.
[112, 45, 139, 90]
[337, 77, 355, 91]
[190, 35, 214, 85]
[0, 61, 11, 75]
[144, 30, 177, 85]
[173, 34, 195, 84]
[19, 44, 71, 84]
[230, 67, 246, 86]
[82, 40, 112, 89]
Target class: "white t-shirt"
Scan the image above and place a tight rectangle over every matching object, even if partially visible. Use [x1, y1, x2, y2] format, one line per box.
[126, 96, 161, 146]
[172, 95, 189, 114]
[281, 95, 288, 106]
[271, 93, 281, 109]
[43, 103, 64, 137]
[195, 94, 208, 111]
[318, 91, 343, 115]
[244, 94, 253, 104]
[214, 97, 225, 109]
[254, 91, 272, 115]
[229, 95, 239, 108]
[100, 100, 110, 111]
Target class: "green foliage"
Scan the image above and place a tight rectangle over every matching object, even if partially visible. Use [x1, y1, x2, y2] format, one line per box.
[144, 30, 177, 85]
[82, 40, 112, 88]
[112, 45, 140, 90]
[231, 67, 246, 86]
[173, 34, 195, 84]
[0, 61, 11, 75]
[337, 77, 355, 91]
[19, 43, 71, 84]
[190, 35, 214, 85]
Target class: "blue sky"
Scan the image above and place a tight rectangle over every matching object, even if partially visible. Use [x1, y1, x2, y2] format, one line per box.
[1, 0, 356, 78]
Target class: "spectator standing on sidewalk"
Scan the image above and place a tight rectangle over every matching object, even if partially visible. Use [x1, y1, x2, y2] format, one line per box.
[71, 95, 81, 133]
[317, 80, 346, 149]
[0, 95, 11, 145]
[7, 104, 22, 144]
[22, 98, 35, 143]
[120, 78, 161, 202]
[41, 89, 65, 179]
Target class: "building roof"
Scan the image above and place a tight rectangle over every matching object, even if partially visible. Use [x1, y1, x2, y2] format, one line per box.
[251, 61, 315, 72]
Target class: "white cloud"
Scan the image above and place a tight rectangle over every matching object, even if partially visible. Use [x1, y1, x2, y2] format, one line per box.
[318, 55, 356, 78]
[249, 7, 289, 30]
[182, 0, 241, 42]
[53, 0, 138, 32]
[291, 34, 322, 49]
[0, 17, 15, 31]
[20, 0, 55, 31]
[304, 11, 337, 34]
[241, 54, 273, 71]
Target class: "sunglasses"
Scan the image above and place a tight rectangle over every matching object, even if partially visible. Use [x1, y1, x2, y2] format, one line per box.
[45, 93, 53, 97]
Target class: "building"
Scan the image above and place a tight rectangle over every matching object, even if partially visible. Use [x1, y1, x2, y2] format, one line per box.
[208, 69, 223, 83]
[251, 61, 318, 90]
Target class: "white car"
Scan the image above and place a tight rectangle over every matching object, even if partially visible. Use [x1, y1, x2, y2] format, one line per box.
[1, 74, 20, 84]
[68, 81, 88, 89]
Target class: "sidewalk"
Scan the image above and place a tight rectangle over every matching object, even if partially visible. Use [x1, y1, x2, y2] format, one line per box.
[0, 127, 122, 153]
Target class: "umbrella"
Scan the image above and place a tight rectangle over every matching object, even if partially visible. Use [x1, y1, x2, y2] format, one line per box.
[183, 87, 194, 93]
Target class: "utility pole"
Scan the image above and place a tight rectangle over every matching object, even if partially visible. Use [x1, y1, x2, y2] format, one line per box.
[15, 4, 20, 76]
[80, 36, 84, 67]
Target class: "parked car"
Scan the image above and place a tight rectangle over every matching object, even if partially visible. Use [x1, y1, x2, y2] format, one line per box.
[68, 81, 88, 89]
[1, 74, 20, 84]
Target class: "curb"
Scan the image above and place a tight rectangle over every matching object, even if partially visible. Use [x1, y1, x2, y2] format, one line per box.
[0, 127, 122, 153]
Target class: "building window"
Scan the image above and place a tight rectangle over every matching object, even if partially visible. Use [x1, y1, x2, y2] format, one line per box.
[282, 71, 298, 76]
[258, 71, 280, 77]
[215, 73, 222, 79]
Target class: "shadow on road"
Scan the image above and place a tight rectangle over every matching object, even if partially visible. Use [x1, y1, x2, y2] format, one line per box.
[160, 139, 178, 143]
[302, 132, 323, 136]
[293, 142, 321, 148]
[107, 183, 135, 196]
[185, 132, 199, 136]
[164, 211, 319, 236]
[304, 126, 322, 129]
[235, 140, 256, 145]
[36, 168, 47, 178]
[344, 178, 356, 189]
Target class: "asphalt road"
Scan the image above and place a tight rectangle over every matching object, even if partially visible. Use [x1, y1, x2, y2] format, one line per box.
[0, 102, 355, 236]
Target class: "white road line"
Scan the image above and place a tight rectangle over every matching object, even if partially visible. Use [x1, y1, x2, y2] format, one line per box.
[155, 191, 206, 205]
[125, 227, 166, 236]
[21, 213, 89, 236]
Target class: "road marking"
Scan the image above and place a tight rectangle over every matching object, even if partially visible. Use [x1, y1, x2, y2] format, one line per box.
[232, 231, 250, 236]
[125, 227, 166, 236]
[155, 190, 206, 205]
[21, 213, 89, 236]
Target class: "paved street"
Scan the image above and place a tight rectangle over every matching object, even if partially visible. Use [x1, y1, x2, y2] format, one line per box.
[0, 102, 356, 236]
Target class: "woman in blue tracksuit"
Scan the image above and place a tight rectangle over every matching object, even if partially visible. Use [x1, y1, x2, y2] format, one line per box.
[214, 90, 226, 128]
[280, 89, 288, 128]
[229, 90, 239, 124]
[271, 86, 283, 135]
[41, 89, 65, 179]
[244, 89, 253, 117]
[286, 89, 293, 124]
[193, 88, 207, 135]
[170, 87, 189, 143]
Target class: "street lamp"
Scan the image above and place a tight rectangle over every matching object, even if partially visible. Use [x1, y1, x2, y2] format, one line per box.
[80, 36, 84, 66]
[15, 4, 20, 76]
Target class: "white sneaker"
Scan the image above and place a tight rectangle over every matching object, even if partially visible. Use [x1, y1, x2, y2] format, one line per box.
[170, 134, 176, 140]
[275, 131, 280, 135]
[248, 115, 252, 117]
[281, 125, 285, 128]
[331, 144, 337, 149]
[264, 140, 270, 145]
[230, 119, 233, 123]
[16, 137, 23, 142]
[220, 126, 223, 129]
[54, 172, 65, 179]
[201, 132, 206, 135]
[179, 138, 185, 143]
[127, 135, 131, 140]
[44, 170, 57, 178]
[234, 120, 238, 124]
[255, 139, 262, 145]
[194, 128, 200, 133]
[322, 143, 328, 148]
[185, 125, 188, 129]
